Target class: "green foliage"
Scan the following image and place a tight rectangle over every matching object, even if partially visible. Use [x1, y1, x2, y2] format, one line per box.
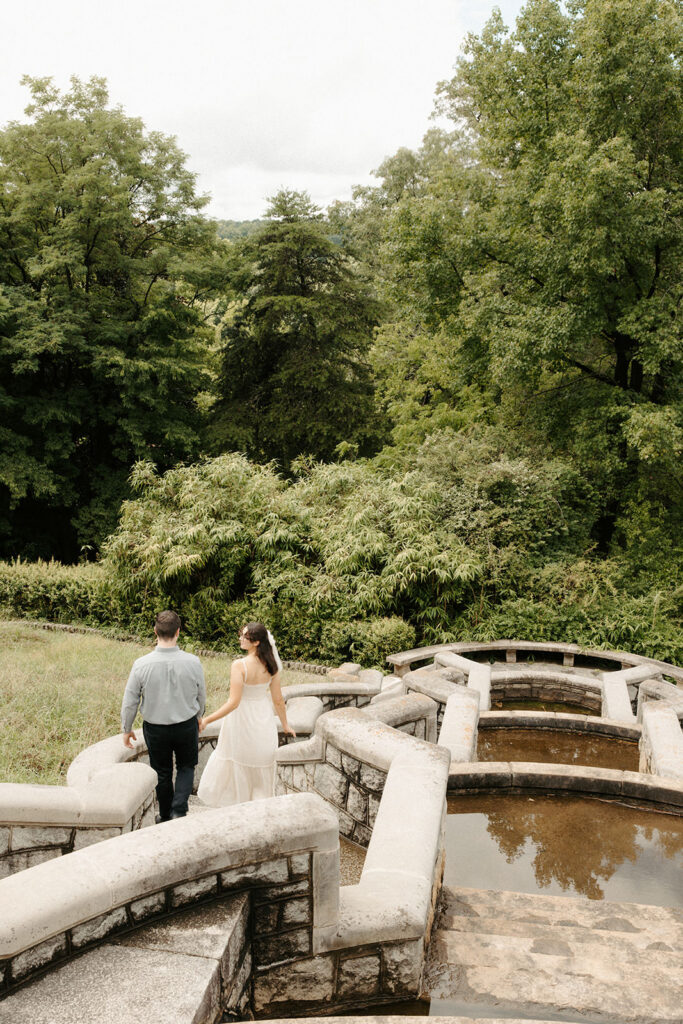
[210, 189, 384, 468]
[0, 559, 108, 624]
[362, 0, 682, 550]
[214, 218, 265, 240]
[0, 77, 226, 560]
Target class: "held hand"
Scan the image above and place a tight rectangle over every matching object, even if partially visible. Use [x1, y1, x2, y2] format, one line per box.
[123, 731, 136, 749]
[198, 717, 207, 733]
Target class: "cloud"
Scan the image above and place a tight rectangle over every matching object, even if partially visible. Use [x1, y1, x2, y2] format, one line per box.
[1, 0, 524, 218]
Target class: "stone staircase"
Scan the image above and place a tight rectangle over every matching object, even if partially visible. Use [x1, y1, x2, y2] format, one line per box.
[424, 886, 683, 1024]
[0, 893, 250, 1024]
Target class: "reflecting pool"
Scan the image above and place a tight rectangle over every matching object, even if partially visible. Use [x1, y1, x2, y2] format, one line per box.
[445, 793, 683, 906]
[478, 727, 639, 771]
[491, 698, 594, 715]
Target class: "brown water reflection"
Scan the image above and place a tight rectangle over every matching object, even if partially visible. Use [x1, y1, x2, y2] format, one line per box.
[446, 793, 683, 905]
[478, 728, 639, 771]
[492, 698, 594, 715]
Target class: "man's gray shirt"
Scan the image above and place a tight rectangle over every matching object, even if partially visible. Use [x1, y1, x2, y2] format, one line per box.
[121, 646, 206, 732]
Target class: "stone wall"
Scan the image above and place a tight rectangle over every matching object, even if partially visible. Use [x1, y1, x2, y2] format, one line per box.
[386, 639, 683, 685]
[0, 763, 156, 880]
[0, 793, 338, 998]
[0, 698, 450, 1019]
[275, 695, 438, 848]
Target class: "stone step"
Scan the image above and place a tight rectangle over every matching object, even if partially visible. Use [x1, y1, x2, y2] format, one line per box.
[442, 885, 682, 932]
[438, 912, 680, 953]
[262, 1018, 586, 1024]
[425, 928, 682, 1024]
[0, 894, 249, 1024]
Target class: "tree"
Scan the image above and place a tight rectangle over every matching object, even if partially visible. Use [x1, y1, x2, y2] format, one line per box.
[211, 190, 382, 468]
[373, 0, 683, 546]
[0, 77, 224, 559]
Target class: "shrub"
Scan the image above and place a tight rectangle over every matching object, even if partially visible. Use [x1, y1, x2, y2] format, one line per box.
[0, 560, 110, 625]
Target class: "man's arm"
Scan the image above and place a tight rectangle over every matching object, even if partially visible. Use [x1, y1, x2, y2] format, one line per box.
[121, 665, 143, 747]
[197, 663, 206, 719]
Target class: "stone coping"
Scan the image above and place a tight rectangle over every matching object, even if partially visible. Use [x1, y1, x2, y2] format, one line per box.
[447, 760, 683, 808]
[438, 690, 479, 763]
[477, 710, 641, 740]
[387, 640, 683, 684]
[2, 697, 451, 1013]
[261, 1018, 587, 1024]
[0, 793, 338, 961]
[1, 763, 156, 828]
[316, 706, 439, 774]
[638, 678, 683, 721]
[640, 704, 683, 781]
[489, 667, 604, 689]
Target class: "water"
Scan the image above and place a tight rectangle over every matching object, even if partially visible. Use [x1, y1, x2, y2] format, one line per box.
[445, 793, 683, 906]
[478, 727, 639, 771]
[491, 698, 595, 715]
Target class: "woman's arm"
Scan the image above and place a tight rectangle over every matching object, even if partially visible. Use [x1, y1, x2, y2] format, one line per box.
[270, 671, 296, 737]
[198, 663, 244, 732]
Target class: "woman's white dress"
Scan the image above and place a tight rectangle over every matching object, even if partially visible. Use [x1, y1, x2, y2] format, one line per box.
[197, 658, 278, 806]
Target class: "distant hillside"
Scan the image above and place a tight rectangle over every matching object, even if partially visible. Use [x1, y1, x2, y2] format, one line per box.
[214, 219, 265, 240]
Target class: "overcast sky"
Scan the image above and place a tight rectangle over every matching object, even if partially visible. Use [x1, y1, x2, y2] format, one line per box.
[2, 0, 523, 220]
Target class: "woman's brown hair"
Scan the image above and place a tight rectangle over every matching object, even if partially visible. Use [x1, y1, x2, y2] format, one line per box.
[242, 622, 278, 676]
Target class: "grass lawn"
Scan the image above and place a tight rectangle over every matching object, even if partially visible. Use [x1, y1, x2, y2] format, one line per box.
[0, 619, 316, 786]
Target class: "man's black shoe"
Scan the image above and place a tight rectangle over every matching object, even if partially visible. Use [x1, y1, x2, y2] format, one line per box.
[155, 814, 170, 824]
[170, 811, 187, 819]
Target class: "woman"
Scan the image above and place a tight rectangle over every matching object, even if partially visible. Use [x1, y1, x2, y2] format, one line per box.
[197, 622, 295, 806]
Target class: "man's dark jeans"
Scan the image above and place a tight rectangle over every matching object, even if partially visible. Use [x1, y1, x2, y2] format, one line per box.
[143, 716, 199, 820]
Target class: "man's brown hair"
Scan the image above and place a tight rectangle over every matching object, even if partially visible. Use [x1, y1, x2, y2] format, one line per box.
[154, 610, 181, 639]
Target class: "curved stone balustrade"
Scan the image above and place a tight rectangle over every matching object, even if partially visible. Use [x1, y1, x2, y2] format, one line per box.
[0, 763, 156, 881]
[387, 639, 683, 684]
[0, 696, 450, 1018]
[1, 639, 681, 1021]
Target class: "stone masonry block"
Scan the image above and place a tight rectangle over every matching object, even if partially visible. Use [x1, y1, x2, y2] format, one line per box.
[171, 874, 218, 907]
[336, 953, 381, 999]
[282, 897, 311, 927]
[358, 762, 387, 793]
[253, 926, 310, 965]
[10, 826, 73, 852]
[129, 891, 167, 923]
[382, 938, 423, 996]
[220, 858, 289, 889]
[325, 744, 342, 769]
[12, 933, 68, 981]
[72, 826, 121, 851]
[291, 765, 308, 790]
[352, 822, 372, 847]
[254, 879, 310, 902]
[313, 762, 348, 804]
[0, 828, 9, 855]
[338, 808, 355, 837]
[289, 853, 310, 877]
[253, 954, 335, 1013]
[1, 848, 60, 878]
[254, 902, 280, 933]
[368, 793, 381, 825]
[347, 783, 368, 822]
[341, 753, 361, 781]
[71, 906, 128, 948]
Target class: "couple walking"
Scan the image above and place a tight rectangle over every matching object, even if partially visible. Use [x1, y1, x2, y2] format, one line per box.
[121, 611, 295, 821]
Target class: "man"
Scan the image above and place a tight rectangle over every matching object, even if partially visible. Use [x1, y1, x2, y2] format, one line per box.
[121, 610, 206, 821]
